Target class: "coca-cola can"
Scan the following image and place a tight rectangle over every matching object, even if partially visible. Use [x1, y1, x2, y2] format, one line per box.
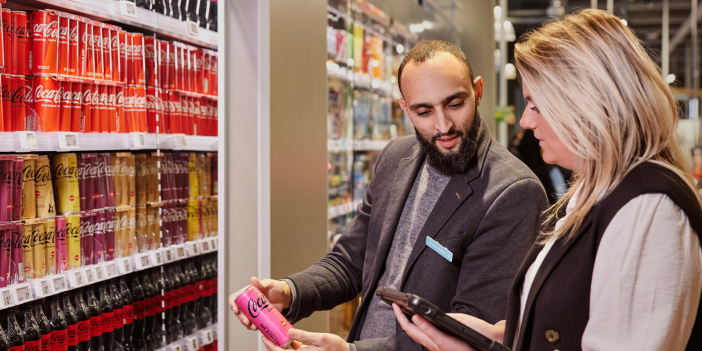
[59, 79, 72, 131]
[118, 30, 127, 83]
[102, 25, 112, 81]
[145, 87, 162, 133]
[194, 48, 203, 94]
[90, 83, 105, 132]
[161, 89, 171, 134]
[107, 85, 117, 133]
[110, 26, 120, 82]
[115, 86, 125, 133]
[31, 10, 59, 75]
[92, 21, 103, 80]
[1, 9, 11, 74]
[174, 44, 183, 91]
[188, 47, 195, 93]
[10, 74, 28, 131]
[181, 95, 191, 135]
[135, 85, 146, 132]
[1, 73, 10, 131]
[68, 14, 79, 76]
[168, 90, 182, 134]
[194, 97, 203, 135]
[166, 41, 175, 91]
[157, 40, 167, 89]
[11, 11, 28, 76]
[124, 85, 136, 132]
[128, 33, 145, 85]
[144, 36, 157, 87]
[58, 12, 70, 75]
[80, 82, 93, 132]
[79, 17, 93, 78]
[33, 74, 61, 132]
[211, 53, 218, 95]
[26, 14, 32, 76]
[70, 80, 82, 132]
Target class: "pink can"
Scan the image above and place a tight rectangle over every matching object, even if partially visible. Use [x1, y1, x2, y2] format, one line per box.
[11, 222, 23, 283]
[55, 215, 68, 273]
[234, 285, 294, 348]
[0, 223, 12, 287]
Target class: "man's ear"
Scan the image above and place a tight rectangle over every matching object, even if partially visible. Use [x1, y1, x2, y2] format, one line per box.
[398, 97, 409, 117]
[473, 76, 484, 107]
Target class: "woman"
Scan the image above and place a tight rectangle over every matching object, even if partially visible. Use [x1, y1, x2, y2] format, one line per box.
[395, 9, 702, 351]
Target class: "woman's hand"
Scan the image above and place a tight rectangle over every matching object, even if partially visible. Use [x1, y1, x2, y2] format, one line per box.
[393, 304, 505, 351]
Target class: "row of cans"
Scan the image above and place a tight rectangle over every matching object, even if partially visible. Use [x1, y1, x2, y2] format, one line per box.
[2, 8, 219, 94]
[161, 152, 217, 202]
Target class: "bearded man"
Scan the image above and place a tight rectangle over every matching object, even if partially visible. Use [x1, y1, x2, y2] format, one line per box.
[230, 40, 547, 351]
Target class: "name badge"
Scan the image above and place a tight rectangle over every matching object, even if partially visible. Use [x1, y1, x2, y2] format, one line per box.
[426, 237, 453, 262]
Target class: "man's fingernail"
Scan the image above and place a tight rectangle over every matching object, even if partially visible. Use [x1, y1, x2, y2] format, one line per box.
[288, 329, 299, 338]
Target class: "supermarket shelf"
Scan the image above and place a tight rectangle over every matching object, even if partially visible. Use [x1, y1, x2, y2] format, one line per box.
[23, 0, 218, 49]
[327, 138, 353, 153]
[0, 132, 219, 153]
[328, 199, 362, 219]
[0, 238, 218, 309]
[354, 139, 390, 151]
[169, 326, 218, 351]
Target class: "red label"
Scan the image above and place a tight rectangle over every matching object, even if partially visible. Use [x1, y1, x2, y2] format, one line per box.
[155, 294, 164, 314]
[123, 304, 134, 324]
[41, 334, 50, 351]
[24, 340, 42, 351]
[108, 247, 114, 254]
[10, 346, 24, 351]
[89, 316, 102, 337]
[69, 195, 74, 201]
[110, 191, 115, 197]
[67, 324, 78, 346]
[113, 308, 124, 329]
[35, 190, 40, 196]
[50, 330, 68, 351]
[145, 297, 155, 317]
[77, 320, 90, 342]
[133, 301, 145, 320]
[101, 311, 114, 333]
[130, 191, 134, 197]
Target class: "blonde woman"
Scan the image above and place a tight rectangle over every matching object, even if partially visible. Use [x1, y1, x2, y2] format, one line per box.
[394, 9, 702, 351]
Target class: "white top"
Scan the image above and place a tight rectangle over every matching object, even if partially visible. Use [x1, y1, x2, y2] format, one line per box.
[516, 189, 702, 351]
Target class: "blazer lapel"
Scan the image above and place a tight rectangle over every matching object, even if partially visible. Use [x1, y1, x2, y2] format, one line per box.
[369, 145, 425, 288]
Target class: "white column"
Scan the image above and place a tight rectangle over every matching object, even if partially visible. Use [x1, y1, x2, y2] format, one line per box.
[498, 0, 508, 147]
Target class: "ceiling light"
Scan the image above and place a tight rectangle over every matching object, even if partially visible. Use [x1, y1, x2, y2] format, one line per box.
[396, 44, 404, 54]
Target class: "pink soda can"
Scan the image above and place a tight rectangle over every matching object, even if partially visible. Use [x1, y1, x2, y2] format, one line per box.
[0, 156, 14, 222]
[11, 222, 23, 283]
[93, 209, 106, 263]
[234, 285, 294, 348]
[0, 223, 12, 287]
[80, 211, 94, 265]
[12, 157, 23, 221]
[104, 209, 114, 261]
[55, 215, 67, 273]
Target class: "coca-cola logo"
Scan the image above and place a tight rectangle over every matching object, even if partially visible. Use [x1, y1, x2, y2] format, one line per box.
[132, 42, 143, 59]
[69, 24, 78, 44]
[58, 21, 69, 42]
[101, 34, 110, 53]
[77, 321, 89, 335]
[80, 219, 93, 236]
[35, 84, 61, 104]
[146, 95, 163, 111]
[104, 218, 114, 232]
[93, 220, 105, 234]
[116, 90, 124, 107]
[2, 18, 11, 37]
[32, 228, 44, 244]
[107, 91, 115, 107]
[134, 94, 146, 109]
[97, 91, 108, 107]
[45, 227, 55, 242]
[55, 225, 67, 241]
[80, 88, 92, 105]
[92, 32, 101, 48]
[71, 89, 82, 106]
[25, 341, 41, 351]
[144, 44, 155, 59]
[67, 326, 77, 340]
[33, 21, 58, 39]
[66, 223, 80, 239]
[81, 29, 90, 45]
[35, 165, 51, 182]
[0, 233, 11, 250]
[247, 294, 271, 318]
[51, 331, 67, 344]
[11, 20, 26, 39]
[10, 230, 22, 249]
[136, 212, 146, 227]
[53, 163, 77, 180]
[111, 33, 119, 50]
[90, 90, 99, 105]
[10, 85, 30, 104]
[22, 231, 31, 248]
[123, 94, 135, 109]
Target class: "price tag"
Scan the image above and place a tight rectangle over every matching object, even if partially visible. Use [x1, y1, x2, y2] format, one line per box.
[95, 264, 106, 281]
[118, 258, 133, 274]
[167, 343, 183, 351]
[0, 288, 15, 308]
[51, 275, 68, 293]
[134, 253, 152, 270]
[175, 134, 187, 149]
[185, 336, 199, 351]
[149, 250, 163, 266]
[17, 131, 38, 150]
[174, 245, 186, 260]
[84, 267, 96, 284]
[105, 262, 119, 278]
[67, 269, 86, 288]
[212, 324, 218, 340]
[119, 1, 138, 18]
[13, 284, 32, 304]
[186, 21, 199, 37]
[199, 329, 214, 345]
[132, 132, 147, 149]
[200, 240, 210, 253]
[58, 132, 80, 149]
[32, 278, 52, 298]
[185, 242, 198, 257]
[163, 248, 174, 263]
[210, 238, 217, 251]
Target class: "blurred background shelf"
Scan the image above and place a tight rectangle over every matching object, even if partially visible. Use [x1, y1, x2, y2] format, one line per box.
[0, 132, 219, 152]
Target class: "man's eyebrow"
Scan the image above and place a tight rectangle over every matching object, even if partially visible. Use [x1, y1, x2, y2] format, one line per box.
[409, 91, 471, 111]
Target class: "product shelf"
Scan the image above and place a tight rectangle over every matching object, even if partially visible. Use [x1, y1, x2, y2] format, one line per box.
[0, 132, 219, 153]
[19, 0, 218, 49]
[0, 237, 218, 309]
[327, 199, 362, 219]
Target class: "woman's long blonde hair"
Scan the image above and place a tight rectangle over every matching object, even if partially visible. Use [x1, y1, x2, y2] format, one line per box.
[514, 9, 701, 241]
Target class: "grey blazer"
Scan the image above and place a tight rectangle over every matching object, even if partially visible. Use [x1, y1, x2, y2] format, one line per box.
[285, 123, 548, 350]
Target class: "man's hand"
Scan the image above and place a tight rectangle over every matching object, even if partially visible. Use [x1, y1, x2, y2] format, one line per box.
[228, 277, 293, 331]
[393, 304, 505, 351]
[261, 329, 350, 351]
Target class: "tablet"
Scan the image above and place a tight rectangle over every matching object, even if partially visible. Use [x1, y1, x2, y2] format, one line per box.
[375, 286, 511, 351]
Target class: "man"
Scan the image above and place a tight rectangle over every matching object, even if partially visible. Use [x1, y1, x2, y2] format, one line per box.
[229, 40, 547, 351]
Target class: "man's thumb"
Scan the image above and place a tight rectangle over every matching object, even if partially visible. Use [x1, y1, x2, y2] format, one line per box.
[288, 329, 317, 345]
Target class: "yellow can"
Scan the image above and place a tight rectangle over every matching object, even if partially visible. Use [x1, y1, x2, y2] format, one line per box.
[19, 155, 37, 219]
[66, 213, 81, 270]
[52, 153, 81, 213]
[44, 218, 56, 275]
[35, 155, 56, 217]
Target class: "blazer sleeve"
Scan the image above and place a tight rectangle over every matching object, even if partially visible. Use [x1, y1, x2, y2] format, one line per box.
[450, 178, 547, 323]
[283, 139, 397, 324]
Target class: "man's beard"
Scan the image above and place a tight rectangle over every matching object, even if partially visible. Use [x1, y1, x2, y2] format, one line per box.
[415, 111, 482, 175]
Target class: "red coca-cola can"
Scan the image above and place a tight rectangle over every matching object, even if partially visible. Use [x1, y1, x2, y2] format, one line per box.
[110, 26, 120, 82]
[188, 48, 196, 93]
[212, 100, 218, 136]
[124, 85, 136, 132]
[192, 97, 202, 135]
[92, 83, 107, 132]
[1, 74, 10, 131]
[2, 9, 12, 74]
[70, 80, 82, 132]
[145, 86, 162, 133]
[80, 82, 93, 132]
[128, 33, 145, 85]
[10, 74, 28, 131]
[184, 95, 194, 135]
[118, 30, 127, 83]
[79, 17, 93, 78]
[144, 37, 157, 88]
[157, 40, 167, 90]
[58, 12, 70, 75]
[107, 85, 117, 132]
[168, 90, 182, 134]
[166, 42, 176, 91]
[26, 15, 32, 76]
[211, 53, 218, 95]
[59, 79, 72, 131]
[101, 25, 112, 81]
[24, 76, 34, 131]
[161, 89, 171, 134]
[115, 86, 125, 133]
[134, 85, 146, 132]
[193, 49, 203, 94]
[68, 14, 79, 76]
[32, 74, 61, 132]
[11, 11, 28, 76]
[92, 22, 103, 80]
[31, 10, 59, 75]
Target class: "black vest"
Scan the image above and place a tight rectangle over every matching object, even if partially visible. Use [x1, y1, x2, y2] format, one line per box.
[503, 163, 702, 350]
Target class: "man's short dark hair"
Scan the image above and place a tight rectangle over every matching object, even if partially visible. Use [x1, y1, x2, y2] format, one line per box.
[397, 40, 475, 95]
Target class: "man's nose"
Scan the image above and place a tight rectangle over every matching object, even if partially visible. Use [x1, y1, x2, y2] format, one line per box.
[435, 109, 454, 134]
